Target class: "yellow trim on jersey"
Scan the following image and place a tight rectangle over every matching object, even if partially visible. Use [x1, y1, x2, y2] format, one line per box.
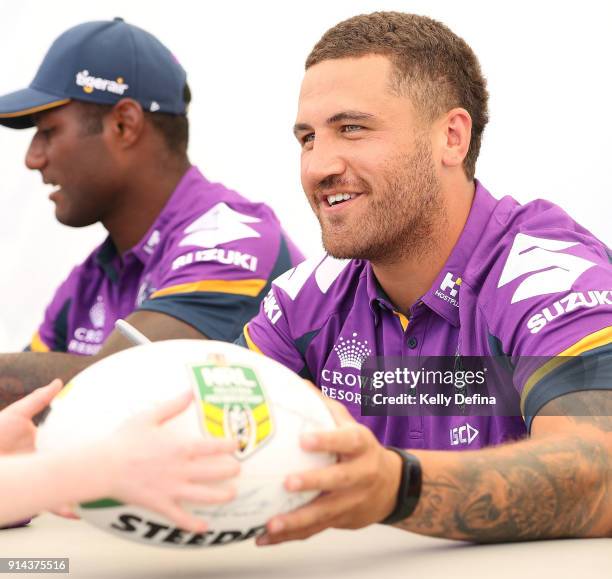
[393, 311, 410, 332]
[243, 324, 263, 355]
[150, 278, 267, 299]
[30, 332, 50, 353]
[520, 325, 612, 414]
[0, 99, 71, 118]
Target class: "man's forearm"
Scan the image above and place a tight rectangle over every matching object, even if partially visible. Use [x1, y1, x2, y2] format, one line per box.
[399, 428, 611, 542]
[0, 353, 90, 410]
[0, 311, 207, 410]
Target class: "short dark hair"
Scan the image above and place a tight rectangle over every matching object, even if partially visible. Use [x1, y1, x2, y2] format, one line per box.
[78, 83, 191, 153]
[306, 12, 488, 180]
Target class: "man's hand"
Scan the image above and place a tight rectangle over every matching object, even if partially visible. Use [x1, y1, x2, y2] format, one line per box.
[257, 397, 402, 545]
[0, 379, 61, 455]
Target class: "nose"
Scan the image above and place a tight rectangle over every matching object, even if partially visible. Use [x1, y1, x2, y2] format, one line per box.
[25, 131, 48, 171]
[302, 135, 347, 191]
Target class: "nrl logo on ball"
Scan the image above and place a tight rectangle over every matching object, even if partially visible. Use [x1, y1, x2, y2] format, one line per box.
[191, 355, 274, 459]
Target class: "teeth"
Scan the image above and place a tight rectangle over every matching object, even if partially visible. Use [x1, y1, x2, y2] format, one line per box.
[326, 193, 354, 206]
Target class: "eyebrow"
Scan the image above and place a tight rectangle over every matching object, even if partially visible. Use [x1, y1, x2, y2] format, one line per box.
[293, 110, 375, 137]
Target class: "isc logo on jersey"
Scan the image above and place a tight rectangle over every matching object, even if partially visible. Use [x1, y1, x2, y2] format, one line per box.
[449, 423, 479, 446]
[498, 234, 610, 334]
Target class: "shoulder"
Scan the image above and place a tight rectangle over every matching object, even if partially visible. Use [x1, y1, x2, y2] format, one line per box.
[148, 178, 296, 281]
[465, 195, 610, 306]
[161, 182, 287, 255]
[241, 255, 368, 374]
[462, 193, 611, 354]
[162, 170, 285, 246]
[267, 255, 368, 337]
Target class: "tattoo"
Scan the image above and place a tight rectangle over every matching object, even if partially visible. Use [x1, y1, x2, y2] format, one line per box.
[538, 390, 612, 433]
[397, 431, 610, 542]
[0, 353, 90, 411]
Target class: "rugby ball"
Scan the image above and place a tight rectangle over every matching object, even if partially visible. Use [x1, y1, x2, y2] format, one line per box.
[37, 340, 337, 548]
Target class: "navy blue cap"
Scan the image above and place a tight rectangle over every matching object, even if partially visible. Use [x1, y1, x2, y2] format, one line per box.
[0, 18, 187, 129]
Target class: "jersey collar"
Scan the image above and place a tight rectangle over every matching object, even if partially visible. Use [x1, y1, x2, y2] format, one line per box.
[365, 180, 498, 327]
[365, 266, 393, 313]
[421, 180, 498, 327]
[93, 166, 210, 279]
[130, 165, 209, 265]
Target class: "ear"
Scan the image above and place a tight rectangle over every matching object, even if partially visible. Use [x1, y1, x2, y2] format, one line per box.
[439, 108, 472, 169]
[106, 98, 145, 148]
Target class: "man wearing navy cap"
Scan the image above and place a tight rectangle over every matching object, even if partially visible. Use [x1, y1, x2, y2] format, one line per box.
[0, 18, 303, 408]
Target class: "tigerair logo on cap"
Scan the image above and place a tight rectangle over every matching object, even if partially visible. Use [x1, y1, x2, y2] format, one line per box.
[435, 272, 461, 308]
[75, 70, 129, 95]
[191, 357, 273, 460]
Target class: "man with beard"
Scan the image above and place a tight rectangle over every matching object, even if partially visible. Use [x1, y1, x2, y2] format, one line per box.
[0, 18, 302, 409]
[238, 12, 612, 543]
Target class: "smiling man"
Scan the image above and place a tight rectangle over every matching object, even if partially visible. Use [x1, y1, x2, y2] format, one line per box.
[0, 18, 302, 409]
[238, 12, 612, 542]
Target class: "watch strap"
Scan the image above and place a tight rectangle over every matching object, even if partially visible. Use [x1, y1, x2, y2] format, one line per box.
[380, 446, 422, 525]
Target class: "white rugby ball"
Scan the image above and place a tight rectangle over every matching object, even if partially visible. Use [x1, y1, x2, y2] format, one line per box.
[37, 340, 337, 548]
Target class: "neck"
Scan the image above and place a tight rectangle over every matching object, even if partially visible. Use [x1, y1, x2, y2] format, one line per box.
[372, 179, 475, 314]
[103, 157, 191, 254]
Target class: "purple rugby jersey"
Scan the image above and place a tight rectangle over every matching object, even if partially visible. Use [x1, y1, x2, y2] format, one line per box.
[238, 181, 612, 451]
[29, 166, 303, 354]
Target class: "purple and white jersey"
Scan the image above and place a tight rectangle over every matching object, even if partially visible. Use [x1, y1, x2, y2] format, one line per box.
[239, 181, 612, 450]
[29, 166, 303, 355]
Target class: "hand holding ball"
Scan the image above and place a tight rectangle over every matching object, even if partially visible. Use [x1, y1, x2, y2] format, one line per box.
[37, 340, 336, 548]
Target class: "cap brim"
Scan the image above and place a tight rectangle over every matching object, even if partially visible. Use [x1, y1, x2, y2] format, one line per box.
[0, 87, 70, 129]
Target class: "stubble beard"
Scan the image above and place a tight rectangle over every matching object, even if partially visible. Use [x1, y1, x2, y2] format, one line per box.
[318, 138, 447, 265]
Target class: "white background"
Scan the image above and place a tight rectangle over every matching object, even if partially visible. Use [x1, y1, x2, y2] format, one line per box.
[0, 0, 610, 350]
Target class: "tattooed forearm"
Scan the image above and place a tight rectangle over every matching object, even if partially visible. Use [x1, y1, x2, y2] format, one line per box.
[537, 390, 612, 433]
[397, 430, 611, 542]
[0, 353, 90, 410]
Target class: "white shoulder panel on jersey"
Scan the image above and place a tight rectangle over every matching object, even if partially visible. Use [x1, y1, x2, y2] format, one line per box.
[315, 256, 351, 294]
[178, 202, 261, 249]
[498, 233, 597, 303]
[273, 255, 351, 300]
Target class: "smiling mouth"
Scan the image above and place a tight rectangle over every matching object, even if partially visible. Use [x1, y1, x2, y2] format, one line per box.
[325, 193, 359, 207]
[43, 178, 61, 191]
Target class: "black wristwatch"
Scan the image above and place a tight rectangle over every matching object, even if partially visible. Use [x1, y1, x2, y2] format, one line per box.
[380, 447, 422, 525]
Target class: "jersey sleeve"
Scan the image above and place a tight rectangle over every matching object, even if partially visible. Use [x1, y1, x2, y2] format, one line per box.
[235, 283, 308, 377]
[27, 270, 77, 353]
[481, 232, 612, 429]
[138, 216, 299, 343]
